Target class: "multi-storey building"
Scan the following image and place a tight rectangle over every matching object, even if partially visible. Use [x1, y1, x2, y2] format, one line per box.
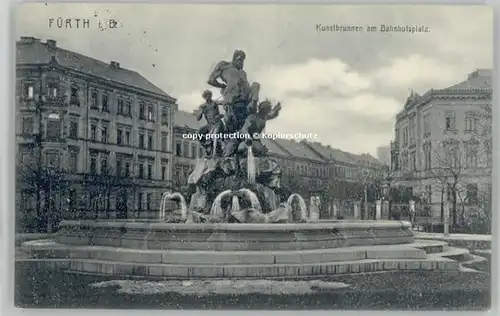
[391, 69, 492, 222]
[16, 37, 177, 231]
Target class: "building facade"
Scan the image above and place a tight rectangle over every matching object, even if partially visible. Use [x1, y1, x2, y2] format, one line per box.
[16, 37, 177, 231]
[390, 69, 492, 222]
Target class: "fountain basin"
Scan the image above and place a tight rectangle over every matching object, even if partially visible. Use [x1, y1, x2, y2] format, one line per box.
[20, 220, 468, 278]
[55, 220, 414, 251]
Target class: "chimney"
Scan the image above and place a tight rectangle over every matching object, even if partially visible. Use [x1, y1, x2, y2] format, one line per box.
[110, 61, 120, 69]
[19, 37, 40, 44]
[46, 39, 57, 48]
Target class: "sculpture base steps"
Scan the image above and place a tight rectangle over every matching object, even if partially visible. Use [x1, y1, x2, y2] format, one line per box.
[19, 239, 475, 278]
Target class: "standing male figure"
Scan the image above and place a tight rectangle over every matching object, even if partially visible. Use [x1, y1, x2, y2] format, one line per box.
[196, 90, 225, 157]
[207, 50, 253, 132]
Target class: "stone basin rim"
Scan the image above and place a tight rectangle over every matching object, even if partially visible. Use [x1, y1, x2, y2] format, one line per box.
[59, 220, 412, 232]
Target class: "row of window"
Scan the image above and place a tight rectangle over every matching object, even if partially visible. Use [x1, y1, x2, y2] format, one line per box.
[19, 149, 170, 182]
[395, 142, 488, 172]
[20, 116, 171, 152]
[397, 111, 484, 148]
[22, 82, 170, 125]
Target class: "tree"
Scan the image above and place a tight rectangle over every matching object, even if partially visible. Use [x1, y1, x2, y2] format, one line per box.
[17, 160, 68, 232]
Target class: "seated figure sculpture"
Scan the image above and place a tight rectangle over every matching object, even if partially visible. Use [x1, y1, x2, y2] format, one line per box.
[237, 99, 282, 157]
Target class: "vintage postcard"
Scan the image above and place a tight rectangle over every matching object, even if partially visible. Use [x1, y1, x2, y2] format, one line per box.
[14, 3, 492, 310]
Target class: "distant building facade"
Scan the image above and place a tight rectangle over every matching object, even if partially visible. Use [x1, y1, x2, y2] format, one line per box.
[376, 145, 391, 166]
[390, 69, 492, 222]
[16, 37, 177, 231]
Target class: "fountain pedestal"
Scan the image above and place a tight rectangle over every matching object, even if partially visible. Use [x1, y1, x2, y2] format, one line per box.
[20, 219, 464, 278]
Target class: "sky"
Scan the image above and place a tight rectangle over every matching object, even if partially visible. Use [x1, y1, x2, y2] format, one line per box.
[15, 4, 493, 156]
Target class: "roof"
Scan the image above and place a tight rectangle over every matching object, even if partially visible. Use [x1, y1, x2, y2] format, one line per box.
[443, 69, 492, 91]
[272, 139, 324, 162]
[16, 37, 173, 100]
[303, 141, 355, 165]
[174, 110, 204, 130]
[346, 152, 382, 167]
[261, 139, 291, 157]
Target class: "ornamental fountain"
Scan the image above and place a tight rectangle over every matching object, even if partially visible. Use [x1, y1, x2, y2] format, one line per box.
[21, 50, 478, 278]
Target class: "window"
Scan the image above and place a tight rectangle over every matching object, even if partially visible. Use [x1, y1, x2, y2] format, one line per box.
[161, 106, 169, 125]
[90, 157, 97, 174]
[147, 164, 153, 180]
[102, 94, 109, 112]
[125, 100, 131, 116]
[183, 143, 189, 158]
[101, 157, 108, 174]
[116, 159, 123, 177]
[465, 113, 478, 131]
[139, 133, 145, 149]
[138, 164, 144, 178]
[69, 120, 78, 139]
[191, 144, 197, 158]
[445, 145, 459, 168]
[485, 140, 492, 166]
[445, 112, 455, 130]
[46, 118, 61, 140]
[466, 145, 478, 168]
[101, 126, 108, 143]
[70, 86, 79, 105]
[175, 142, 182, 156]
[90, 124, 97, 141]
[146, 193, 152, 210]
[48, 83, 58, 99]
[466, 184, 478, 205]
[117, 129, 123, 145]
[46, 151, 60, 169]
[125, 131, 130, 145]
[148, 135, 153, 150]
[118, 99, 124, 114]
[423, 114, 430, 136]
[68, 152, 78, 173]
[137, 193, 143, 211]
[25, 84, 34, 99]
[68, 189, 77, 210]
[199, 147, 203, 158]
[402, 127, 408, 146]
[139, 102, 145, 120]
[161, 133, 167, 151]
[423, 145, 432, 170]
[124, 162, 130, 177]
[409, 117, 416, 143]
[22, 116, 34, 135]
[91, 92, 98, 109]
[161, 165, 166, 180]
[148, 104, 154, 121]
